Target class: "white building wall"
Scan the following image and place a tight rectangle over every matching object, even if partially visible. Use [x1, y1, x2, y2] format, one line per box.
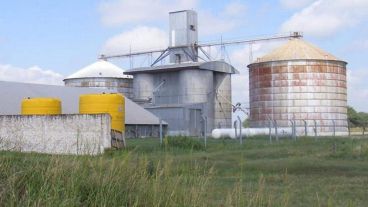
[0, 114, 111, 155]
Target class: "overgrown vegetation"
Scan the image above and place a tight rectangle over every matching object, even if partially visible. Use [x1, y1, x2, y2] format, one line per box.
[348, 106, 368, 129]
[164, 136, 204, 151]
[242, 118, 250, 128]
[1, 136, 368, 206]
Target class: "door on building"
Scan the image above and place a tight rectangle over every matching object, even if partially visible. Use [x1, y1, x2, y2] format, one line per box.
[189, 109, 202, 137]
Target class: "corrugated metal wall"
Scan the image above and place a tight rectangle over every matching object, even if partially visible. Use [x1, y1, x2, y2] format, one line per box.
[248, 60, 348, 133]
[64, 77, 133, 99]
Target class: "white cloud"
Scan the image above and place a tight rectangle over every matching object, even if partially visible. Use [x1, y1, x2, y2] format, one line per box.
[346, 38, 368, 51]
[198, 11, 238, 36]
[99, 0, 247, 37]
[99, 0, 198, 26]
[102, 26, 168, 55]
[223, 1, 247, 17]
[347, 68, 368, 112]
[280, 0, 316, 9]
[199, 2, 247, 36]
[281, 0, 368, 37]
[0, 64, 64, 85]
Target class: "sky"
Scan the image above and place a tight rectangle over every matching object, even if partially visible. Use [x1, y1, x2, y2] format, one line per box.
[0, 0, 367, 114]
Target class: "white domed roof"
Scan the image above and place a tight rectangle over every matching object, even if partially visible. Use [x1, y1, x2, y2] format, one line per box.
[65, 60, 132, 79]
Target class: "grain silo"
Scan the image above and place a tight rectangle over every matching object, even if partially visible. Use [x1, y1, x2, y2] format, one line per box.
[63, 60, 133, 99]
[247, 38, 348, 135]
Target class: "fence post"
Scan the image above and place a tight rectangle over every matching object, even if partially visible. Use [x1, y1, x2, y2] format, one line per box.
[313, 120, 318, 139]
[289, 120, 293, 140]
[237, 116, 243, 145]
[362, 124, 366, 135]
[303, 120, 308, 136]
[159, 118, 163, 145]
[203, 116, 207, 148]
[293, 119, 296, 141]
[268, 117, 272, 143]
[274, 120, 279, 141]
[348, 121, 351, 136]
[332, 120, 336, 137]
[234, 120, 238, 139]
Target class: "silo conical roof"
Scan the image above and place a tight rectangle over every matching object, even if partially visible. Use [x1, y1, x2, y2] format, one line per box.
[65, 60, 132, 79]
[252, 38, 343, 63]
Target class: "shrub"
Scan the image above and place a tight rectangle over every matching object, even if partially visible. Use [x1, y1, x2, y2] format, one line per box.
[164, 136, 205, 151]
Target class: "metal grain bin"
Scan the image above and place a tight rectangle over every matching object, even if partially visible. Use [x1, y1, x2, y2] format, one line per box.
[79, 93, 125, 132]
[21, 98, 61, 115]
[247, 38, 348, 134]
[64, 60, 133, 99]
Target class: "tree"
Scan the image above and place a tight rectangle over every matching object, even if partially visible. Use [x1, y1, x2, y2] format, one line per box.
[347, 106, 361, 127]
[358, 112, 368, 134]
[347, 106, 368, 131]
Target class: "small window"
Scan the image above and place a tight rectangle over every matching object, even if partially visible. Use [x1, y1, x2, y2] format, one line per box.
[175, 54, 181, 63]
[190, 25, 196, 31]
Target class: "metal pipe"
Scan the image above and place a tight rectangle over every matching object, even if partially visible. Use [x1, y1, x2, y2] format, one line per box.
[200, 32, 302, 48]
[212, 128, 292, 139]
[100, 32, 302, 60]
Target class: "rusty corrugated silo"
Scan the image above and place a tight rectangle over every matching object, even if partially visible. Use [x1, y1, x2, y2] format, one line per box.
[247, 38, 348, 135]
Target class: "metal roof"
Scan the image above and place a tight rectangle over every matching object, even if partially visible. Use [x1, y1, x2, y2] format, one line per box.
[125, 60, 239, 74]
[250, 38, 344, 64]
[0, 81, 166, 125]
[64, 60, 132, 80]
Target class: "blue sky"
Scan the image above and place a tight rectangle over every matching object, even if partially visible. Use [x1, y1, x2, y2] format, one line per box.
[0, 0, 367, 112]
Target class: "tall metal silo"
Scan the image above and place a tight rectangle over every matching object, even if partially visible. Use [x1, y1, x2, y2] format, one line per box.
[126, 10, 237, 136]
[247, 38, 348, 135]
[64, 60, 133, 98]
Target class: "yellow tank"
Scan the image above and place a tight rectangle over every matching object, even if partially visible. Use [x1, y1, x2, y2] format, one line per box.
[21, 98, 62, 115]
[79, 93, 125, 132]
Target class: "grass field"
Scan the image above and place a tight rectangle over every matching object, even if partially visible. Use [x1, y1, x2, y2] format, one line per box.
[1, 136, 368, 206]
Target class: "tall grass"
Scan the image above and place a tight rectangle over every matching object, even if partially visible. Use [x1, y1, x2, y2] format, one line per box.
[0, 154, 294, 206]
[164, 136, 205, 151]
[1, 136, 367, 206]
[0, 153, 289, 206]
[0, 152, 214, 206]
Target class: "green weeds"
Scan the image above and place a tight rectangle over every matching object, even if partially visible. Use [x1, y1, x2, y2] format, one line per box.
[0, 136, 367, 206]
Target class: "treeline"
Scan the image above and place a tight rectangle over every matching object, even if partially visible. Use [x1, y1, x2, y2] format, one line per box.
[348, 106, 368, 129]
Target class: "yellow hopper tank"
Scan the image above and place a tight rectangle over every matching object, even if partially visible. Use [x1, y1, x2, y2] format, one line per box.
[21, 98, 61, 115]
[79, 93, 125, 132]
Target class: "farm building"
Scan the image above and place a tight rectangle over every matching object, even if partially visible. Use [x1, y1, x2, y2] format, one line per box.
[0, 81, 167, 138]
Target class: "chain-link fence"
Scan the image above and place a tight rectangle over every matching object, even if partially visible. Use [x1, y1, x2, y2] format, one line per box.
[230, 118, 366, 144]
